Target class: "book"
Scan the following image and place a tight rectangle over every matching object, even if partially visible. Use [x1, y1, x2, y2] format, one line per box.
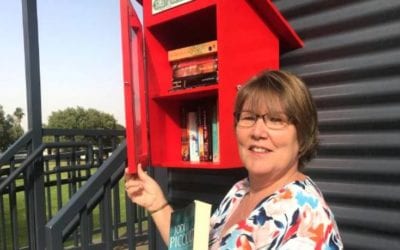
[181, 107, 190, 161]
[187, 112, 200, 162]
[168, 200, 212, 250]
[173, 59, 217, 79]
[172, 72, 218, 90]
[168, 40, 217, 62]
[180, 101, 214, 162]
[172, 54, 217, 70]
[198, 104, 212, 162]
[197, 108, 204, 162]
[211, 102, 219, 162]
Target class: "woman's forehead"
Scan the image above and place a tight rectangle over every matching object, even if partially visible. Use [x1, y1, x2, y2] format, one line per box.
[242, 95, 285, 113]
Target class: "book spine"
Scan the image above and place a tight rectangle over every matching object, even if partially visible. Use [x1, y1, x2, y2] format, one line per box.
[197, 107, 204, 162]
[181, 107, 190, 161]
[168, 40, 217, 62]
[201, 105, 211, 162]
[187, 111, 200, 162]
[172, 72, 218, 89]
[172, 54, 217, 69]
[173, 59, 217, 79]
[171, 80, 183, 90]
[211, 102, 219, 162]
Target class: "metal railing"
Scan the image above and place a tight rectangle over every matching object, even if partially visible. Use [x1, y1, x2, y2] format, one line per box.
[0, 129, 149, 249]
[0, 131, 34, 250]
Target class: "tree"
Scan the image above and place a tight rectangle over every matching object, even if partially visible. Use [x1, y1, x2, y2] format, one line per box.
[0, 105, 25, 152]
[46, 106, 123, 130]
[45, 106, 125, 151]
[13, 107, 24, 124]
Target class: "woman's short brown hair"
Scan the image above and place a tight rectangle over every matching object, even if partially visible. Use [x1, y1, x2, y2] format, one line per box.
[234, 70, 319, 169]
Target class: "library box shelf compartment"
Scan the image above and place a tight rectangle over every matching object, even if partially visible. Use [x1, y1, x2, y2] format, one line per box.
[149, 96, 223, 169]
[147, 5, 216, 51]
[145, 5, 217, 99]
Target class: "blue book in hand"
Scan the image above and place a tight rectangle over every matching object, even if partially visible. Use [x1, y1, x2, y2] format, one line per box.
[168, 200, 212, 250]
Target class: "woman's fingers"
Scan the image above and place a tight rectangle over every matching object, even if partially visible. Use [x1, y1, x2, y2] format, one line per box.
[125, 163, 146, 181]
[125, 163, 163, 209]
[137, 163, 150, 181]
[125, 180, 142, 190]
[126, 184, 144, 196]
[124, 167, 136, 183]
[125, 167, 143, 191]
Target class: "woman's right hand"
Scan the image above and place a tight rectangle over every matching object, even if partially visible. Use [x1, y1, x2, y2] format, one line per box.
[125, 163, 167, 212]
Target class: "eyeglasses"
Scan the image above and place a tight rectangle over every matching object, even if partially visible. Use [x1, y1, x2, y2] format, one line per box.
[234, 111, 290, 130]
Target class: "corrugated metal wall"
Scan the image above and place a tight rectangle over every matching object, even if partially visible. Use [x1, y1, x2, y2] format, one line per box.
[276, 0, 400, 248]
[164, 1, 400, 249]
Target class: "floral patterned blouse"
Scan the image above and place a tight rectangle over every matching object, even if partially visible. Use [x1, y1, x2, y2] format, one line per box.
[209, 177, 343, 249]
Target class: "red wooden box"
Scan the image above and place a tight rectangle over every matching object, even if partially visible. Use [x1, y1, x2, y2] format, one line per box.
[120, 0, 303, 172]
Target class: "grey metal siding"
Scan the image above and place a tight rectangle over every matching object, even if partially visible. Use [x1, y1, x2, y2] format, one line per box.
[277, 0, 400, 248]
[166, 1, 400, 249]
[167, 168, 247, 209]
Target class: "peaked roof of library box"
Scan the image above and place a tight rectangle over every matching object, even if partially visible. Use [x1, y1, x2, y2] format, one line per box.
[135, 0, 303, 52]
[247, 0, 303, 52]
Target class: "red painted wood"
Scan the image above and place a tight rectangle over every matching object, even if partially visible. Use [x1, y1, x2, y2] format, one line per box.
[120, 0, 149, 173]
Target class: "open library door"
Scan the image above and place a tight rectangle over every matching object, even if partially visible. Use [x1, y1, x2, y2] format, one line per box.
[120, 0, 148, 173]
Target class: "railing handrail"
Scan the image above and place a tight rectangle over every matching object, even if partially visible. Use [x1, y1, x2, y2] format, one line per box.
[1, 129, 131, 249]
[0, 128, 124, 166]
[0, 141, 93, 193]
[0, 143, 44, 192]
[45, 140, 127, 249]
[0, 130, 33, 166]
[43, 128, 125, 137]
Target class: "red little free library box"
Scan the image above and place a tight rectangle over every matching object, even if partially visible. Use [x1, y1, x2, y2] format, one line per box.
[120, 0, 303, 173]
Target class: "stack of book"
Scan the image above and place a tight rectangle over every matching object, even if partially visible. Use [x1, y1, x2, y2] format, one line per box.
[168, 40, 218, 90]
[181, 101, 219, 163]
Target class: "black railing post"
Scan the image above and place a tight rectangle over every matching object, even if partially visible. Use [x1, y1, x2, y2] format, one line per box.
[126, 197, 136, 249]
[9, 162, 20, 249]
[102, 185, 113, 249]
[0, 197, 6, 249]
[21, 0, 45, 249]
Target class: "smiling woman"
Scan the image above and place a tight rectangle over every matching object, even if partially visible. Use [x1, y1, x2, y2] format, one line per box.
[125, 69, 344, 249]
[206, 70, 343, 249]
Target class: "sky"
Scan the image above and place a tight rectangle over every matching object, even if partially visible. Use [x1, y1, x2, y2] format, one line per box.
[0, 0, 142, 130]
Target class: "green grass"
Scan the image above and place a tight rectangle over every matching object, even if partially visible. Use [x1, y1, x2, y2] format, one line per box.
[1, 176, 30, 249]
[1, 162, 132, 249]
